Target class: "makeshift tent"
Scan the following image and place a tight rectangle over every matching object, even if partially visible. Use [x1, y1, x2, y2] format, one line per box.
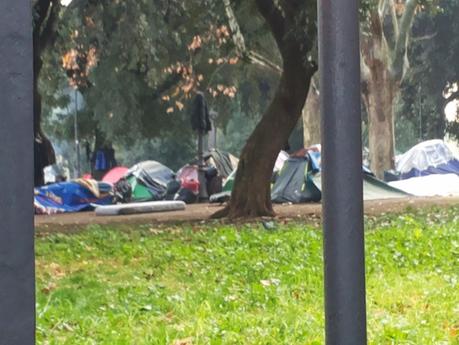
[175, 149, 239, 203]
[211, 151, 408, 203]
[126, 161, 179, 202]
[175, 165, 200, 203]
[271, 156, 321, 203]
[204, 149, 239, 179]
[394, 140, 459, 180]
[102, 166, 128, 184]
[34, 179, 113, 214]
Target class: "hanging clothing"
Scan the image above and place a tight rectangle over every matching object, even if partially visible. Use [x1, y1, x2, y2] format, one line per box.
[190, 92, 211, 133]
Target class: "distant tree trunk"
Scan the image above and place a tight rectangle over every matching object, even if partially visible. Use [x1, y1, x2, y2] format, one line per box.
[302, 76, 321, 147]
[33, 0, 60, 186]
[363, 71, 397, 178]
[360, 0, 418, 178]
[213, 0, 316, 218]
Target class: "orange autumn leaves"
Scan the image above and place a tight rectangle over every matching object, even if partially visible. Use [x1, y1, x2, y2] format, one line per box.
[62, 43, 97, 88]
[162, 25, 239, 114]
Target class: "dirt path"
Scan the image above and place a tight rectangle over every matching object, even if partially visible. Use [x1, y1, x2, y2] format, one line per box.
[35, 197, 459, 233]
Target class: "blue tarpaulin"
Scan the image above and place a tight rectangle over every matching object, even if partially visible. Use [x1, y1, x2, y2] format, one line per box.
[34, 180, 113, 214]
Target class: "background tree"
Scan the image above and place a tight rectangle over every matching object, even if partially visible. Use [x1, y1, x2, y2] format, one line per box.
[360, 0, 426, 178]
[302, 74, 321, 147]
[33, 0, 61, 186]
[397, 0, 459, 147]
[215, 0, 317, 218]
[39, 0, 282, 173]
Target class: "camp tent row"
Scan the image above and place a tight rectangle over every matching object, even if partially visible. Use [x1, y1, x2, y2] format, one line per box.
[34, 140, 459, 214]
[34, 149, 238, 214]
[211, 149, 409, 204]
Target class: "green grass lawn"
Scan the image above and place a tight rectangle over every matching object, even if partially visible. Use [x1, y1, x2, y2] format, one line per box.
[36, 207, 459, 345]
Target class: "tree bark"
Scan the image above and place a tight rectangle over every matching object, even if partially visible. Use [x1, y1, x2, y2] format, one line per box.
[302, 76, 321, 147]
[360, 1, 419, 178]
[213, 0, 316, 218]
[33, 0, 59, 186]
[362, 59, 397, 178]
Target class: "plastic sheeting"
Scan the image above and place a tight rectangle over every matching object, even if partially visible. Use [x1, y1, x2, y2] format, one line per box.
[34, 179, 113, 214]
[389, 174, 459, 197]
[395, 140, 459, 179]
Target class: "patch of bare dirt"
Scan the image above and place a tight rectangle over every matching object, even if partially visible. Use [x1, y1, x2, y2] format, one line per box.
[35, 197, 458, 234]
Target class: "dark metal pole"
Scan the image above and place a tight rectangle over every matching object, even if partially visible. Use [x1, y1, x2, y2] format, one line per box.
[318, 0, 367, 344]
[74, 89, 81, 177]
[0, 0, 35, 344]
[197, 132, 208, 201]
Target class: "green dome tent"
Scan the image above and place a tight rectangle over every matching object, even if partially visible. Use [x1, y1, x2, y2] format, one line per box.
[125, 161, 179, 202]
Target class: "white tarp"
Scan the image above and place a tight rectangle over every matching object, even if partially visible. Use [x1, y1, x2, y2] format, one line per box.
[389, 174, 459, 197]
[396, 139, 457, 174]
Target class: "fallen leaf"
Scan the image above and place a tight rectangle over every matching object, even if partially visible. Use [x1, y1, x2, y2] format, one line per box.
[173, 337, 193, 345]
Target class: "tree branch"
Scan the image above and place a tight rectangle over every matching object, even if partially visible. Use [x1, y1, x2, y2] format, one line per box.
[33, 0, 52, 41]
[411, 32, 437, 42]
[391, 0, 418, 80]
[444, 88, 459, 104]
[247, 51, 282, 74]
[223, 0, 282, 75]
[389, 0, 400, 40]
[378, 0, 388, 18]
[223, 0, 247, 55]
[38, 0, 60, 52]
[254, 0, 286, 47]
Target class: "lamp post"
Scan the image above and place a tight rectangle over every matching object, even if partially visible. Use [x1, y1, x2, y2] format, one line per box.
[319, 0, 368, 344]
[74, 89, 81, 178]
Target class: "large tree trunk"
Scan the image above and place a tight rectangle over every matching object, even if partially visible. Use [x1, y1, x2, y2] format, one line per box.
[212, 0, 316, 218]
[362, 64, 397, 178]
[214, 50, 314, 218]
[33, 0, 59, 186]
[302, 76, 321, 147]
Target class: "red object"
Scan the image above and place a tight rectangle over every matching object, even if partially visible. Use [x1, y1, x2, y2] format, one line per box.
[82, 173, 93, 180]
[102, 166, 128, 184]
[177, 165, 200, 194]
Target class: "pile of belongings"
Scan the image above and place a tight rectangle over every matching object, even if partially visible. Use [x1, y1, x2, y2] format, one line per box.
[115, 161, 180, 203]
[386, 140, 459, 197]
[175, 149, 239, 203]
[34, 179, 113, 214]
[211, 145, 408, 204]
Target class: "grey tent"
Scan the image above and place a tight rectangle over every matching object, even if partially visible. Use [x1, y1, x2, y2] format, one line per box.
[271, 157, 321, 203]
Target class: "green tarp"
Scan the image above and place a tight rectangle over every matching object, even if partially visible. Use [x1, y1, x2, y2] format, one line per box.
[311, 173, 409, 201]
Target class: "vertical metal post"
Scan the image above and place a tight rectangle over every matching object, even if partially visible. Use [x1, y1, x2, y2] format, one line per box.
[0, 0, 36, 344]
[318, 0, 367, 344]
[74, 89, 81, 177]
[197, 132, 208, 201]
[418, 86, 422, 141]
[208, 110, 218, 150]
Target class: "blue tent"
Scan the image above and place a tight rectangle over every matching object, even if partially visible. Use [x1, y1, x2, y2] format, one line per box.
[395, 140, 459, 180]
[34, 179, 113, 214]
